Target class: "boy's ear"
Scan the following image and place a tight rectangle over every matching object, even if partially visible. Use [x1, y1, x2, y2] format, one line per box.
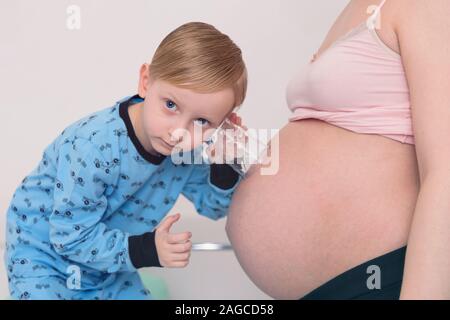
[138, 63, 151, 98]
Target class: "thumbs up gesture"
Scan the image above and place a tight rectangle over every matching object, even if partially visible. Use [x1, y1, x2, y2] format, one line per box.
[155, 213, 192, 268]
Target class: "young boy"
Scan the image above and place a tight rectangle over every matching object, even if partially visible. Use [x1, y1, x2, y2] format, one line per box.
[4, 22, 247, 300]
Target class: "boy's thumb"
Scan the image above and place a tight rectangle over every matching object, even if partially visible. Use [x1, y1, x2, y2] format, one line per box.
[158, 213, 180, 232]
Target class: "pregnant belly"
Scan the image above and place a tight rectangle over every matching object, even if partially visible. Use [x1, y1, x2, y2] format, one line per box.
[226, 119, 420, 299]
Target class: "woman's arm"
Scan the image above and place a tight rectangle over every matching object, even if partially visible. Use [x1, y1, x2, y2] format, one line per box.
[396, 0, 450, 299]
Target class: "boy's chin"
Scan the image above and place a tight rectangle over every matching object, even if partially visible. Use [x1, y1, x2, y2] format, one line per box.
[150, 137, 173, 154]
[153, 138, 200, 157]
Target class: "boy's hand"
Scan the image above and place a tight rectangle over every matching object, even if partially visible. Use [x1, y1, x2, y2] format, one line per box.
[227, 112, 242, 127]
[207, 112, 248, 164]
[155, 213, 192, 268]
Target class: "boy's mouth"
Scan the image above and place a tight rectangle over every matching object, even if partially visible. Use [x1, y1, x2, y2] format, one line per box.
[160, 139, 176, 148]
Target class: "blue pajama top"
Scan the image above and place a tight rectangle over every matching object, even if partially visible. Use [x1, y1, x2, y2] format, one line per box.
[4, 94, 241, 293]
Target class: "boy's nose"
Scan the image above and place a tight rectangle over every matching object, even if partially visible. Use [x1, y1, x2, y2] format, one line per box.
[169, 128, 185, 143]
[169, 133, 182, 143]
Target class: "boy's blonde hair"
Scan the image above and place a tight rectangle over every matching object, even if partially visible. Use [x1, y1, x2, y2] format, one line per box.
[149, 22, 247, 108]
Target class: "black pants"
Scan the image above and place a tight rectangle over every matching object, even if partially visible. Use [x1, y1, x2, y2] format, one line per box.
[300, 246, 406, 300]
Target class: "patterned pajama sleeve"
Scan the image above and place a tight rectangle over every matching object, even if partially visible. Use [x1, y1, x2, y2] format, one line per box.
[181, 163, 241, 220]
[49, 137, 136, 273]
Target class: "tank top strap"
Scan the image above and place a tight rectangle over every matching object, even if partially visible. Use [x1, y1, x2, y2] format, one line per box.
[366, 0, 387, 30]
[378, 0, 387, 10]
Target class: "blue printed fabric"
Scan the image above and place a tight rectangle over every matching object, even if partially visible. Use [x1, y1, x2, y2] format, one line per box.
[4, 95, 241, 299]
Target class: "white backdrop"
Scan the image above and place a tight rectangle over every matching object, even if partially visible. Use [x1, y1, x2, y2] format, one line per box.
[0, 0, 347, 299]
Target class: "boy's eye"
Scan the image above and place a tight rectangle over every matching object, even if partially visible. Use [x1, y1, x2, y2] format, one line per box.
[194, 118, 210, 127]
[165, 100, 177, 111]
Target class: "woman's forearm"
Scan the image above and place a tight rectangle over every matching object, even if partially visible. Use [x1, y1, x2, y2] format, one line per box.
[400, 174, 450, 299]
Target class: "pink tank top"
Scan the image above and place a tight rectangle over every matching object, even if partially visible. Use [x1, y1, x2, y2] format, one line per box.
[286, 0, 414, 144]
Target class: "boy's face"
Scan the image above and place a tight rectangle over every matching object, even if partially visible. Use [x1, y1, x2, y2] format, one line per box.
[136, 63, 236, 156]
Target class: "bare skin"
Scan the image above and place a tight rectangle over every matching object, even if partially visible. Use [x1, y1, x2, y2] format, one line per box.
[226, 0, 420, 299]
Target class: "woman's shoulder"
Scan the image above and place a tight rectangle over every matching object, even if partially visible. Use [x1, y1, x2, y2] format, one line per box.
[393, 0, 449, 35]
